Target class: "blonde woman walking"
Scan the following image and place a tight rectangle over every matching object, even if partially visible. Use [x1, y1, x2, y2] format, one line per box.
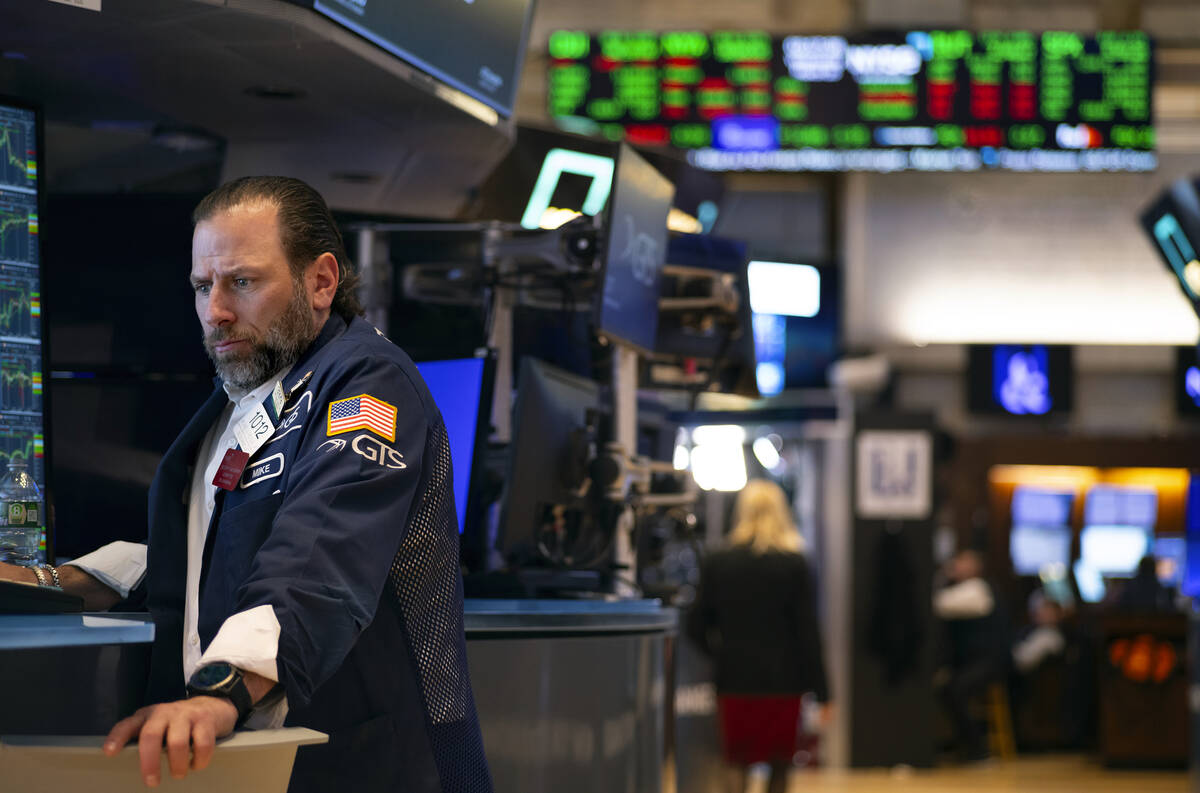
[685, 479, 832, 793]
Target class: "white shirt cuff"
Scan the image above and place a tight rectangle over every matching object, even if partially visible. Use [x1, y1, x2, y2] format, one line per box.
[61, 540, 148, 599]
[200, 604, 288, 730]
[198, 603, 282, 683]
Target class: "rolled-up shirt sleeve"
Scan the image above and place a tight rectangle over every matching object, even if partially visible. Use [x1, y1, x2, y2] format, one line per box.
[199, 604, 288, 729]
[61, 540, 147, 599]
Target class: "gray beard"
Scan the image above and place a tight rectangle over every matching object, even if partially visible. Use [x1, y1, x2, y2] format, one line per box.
[204, 284, 316, 390]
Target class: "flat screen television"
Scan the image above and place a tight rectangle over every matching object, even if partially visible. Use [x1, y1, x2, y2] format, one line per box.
[413, 354, 494, 535]
[309, 0, 535, 118]
[967, 344, 1073, 416]
[594, 143, 675, 355]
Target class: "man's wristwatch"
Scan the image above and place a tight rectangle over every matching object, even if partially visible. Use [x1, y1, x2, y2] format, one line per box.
[186, 662, 253, 726]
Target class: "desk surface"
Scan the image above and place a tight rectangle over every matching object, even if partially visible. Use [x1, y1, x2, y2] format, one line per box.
[0, 600, 675, 647]
[463, 598, 676, 635]
[0, 613, 154, 650]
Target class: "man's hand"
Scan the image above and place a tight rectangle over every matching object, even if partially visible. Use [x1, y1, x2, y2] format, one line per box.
[103, 696, 238, 787]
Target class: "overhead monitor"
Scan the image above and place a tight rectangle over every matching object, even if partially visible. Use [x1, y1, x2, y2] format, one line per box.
[1083, 484, 1158, 528]
[594, 143, 675, 355]
[548, 30, 1155, 173]
[414, 354, 495, 535]
[1141, 180, 1200, 317]
[967, 344, 1073, 416]
[309, 0, 535, 117]
[0, 97, 47, 558]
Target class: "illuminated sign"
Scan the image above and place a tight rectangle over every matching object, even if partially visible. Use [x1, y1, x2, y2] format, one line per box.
[548, 30, 1155, 173]
[520, 148, 614, 229]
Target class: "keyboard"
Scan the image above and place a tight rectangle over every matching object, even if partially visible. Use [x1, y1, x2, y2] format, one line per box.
[0, 578, 84, 613]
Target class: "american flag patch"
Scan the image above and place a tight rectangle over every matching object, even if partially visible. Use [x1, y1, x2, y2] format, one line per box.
[327, 394, 397, 442]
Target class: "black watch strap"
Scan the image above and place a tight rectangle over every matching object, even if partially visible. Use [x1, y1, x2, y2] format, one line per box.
[186, 663, 253, 726]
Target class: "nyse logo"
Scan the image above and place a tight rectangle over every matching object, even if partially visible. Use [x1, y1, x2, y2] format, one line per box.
[352, 433, 406, 469]
[617, 214, 660, 288]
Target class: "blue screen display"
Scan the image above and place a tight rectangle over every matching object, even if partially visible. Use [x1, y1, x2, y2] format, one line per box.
[414, 357, 487, 534]
[1185, 474, 1200, 597]
[993, 345, 1052, 415]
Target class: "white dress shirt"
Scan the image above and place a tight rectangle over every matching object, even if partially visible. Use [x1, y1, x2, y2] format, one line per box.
[66, 369, 290, 728]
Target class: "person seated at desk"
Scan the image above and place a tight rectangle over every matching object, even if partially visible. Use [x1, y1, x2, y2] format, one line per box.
[0, 176, 490, 793]
[933, 549, 1009, 763]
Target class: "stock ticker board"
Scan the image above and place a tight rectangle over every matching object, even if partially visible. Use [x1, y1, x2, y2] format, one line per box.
[546, 30, 1156, 172]
[0, 102, 43, 486]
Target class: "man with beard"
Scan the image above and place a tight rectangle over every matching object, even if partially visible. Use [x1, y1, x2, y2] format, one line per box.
[0, 176, 491, 792]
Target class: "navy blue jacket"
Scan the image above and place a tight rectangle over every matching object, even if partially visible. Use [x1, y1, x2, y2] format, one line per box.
[143, 315, 491, 793]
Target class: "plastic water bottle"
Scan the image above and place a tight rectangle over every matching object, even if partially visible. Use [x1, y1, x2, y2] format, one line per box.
[0, 457, 43, 567]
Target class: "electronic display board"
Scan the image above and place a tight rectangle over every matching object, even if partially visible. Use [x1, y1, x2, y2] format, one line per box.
[547, 30, 1155, 172]
[311, 0, 535, 117]
[0, 98, 46, 559]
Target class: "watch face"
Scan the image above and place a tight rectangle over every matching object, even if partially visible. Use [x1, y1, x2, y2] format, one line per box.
[192, 662, 236, 690]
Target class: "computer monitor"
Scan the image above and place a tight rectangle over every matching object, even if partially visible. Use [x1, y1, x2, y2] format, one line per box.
[648, 233, 758, 398]
[1083, 484, 1158, 528]
[1153, 535, 1186, 588]
[1008, 486, 1074, 576]
[1011, 525, 1073, 576]
[1011, 486, 1074, 527]
[498, 358, 608, 568]
[413, 353, 495, 535]
[594, 143, 675, 355]
[0, 96, 48, 560]
[1079, 525, 1152, 577]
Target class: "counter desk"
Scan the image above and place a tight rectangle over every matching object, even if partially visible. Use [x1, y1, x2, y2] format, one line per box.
[0, 600, 676, 793]
[464, 599, 677, 793]
[0, 613, 154, 735]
